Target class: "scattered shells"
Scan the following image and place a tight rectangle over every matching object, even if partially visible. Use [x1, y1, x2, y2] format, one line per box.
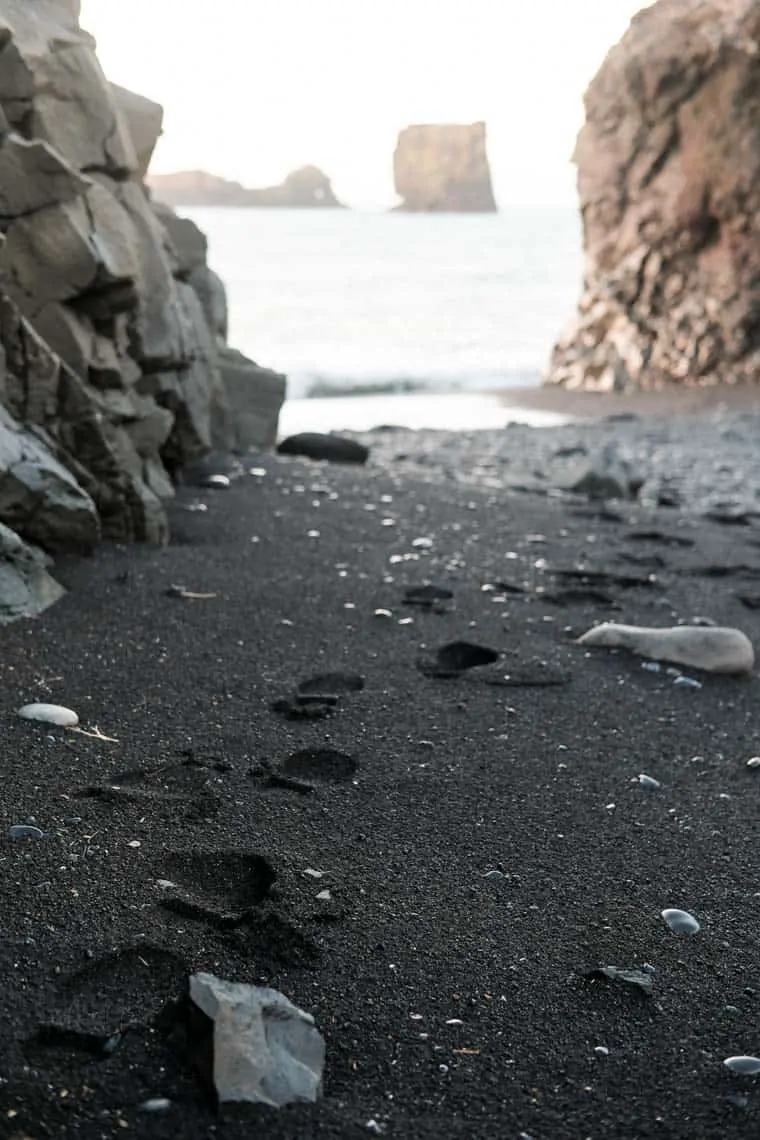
[661, 908, 700, 934]
[18, 703, 79, 727]
[724, 1056, 760, 1075]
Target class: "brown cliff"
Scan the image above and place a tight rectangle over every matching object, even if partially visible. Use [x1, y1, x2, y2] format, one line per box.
[547, 0, 760, 391]
[147, 165, 345, 209]
[393, 122, 497, 213]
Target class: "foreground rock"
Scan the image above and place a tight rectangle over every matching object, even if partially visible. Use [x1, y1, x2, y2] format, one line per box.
[393, 122, 497, 212]
[547, 0, 760, 391]
[148, 166, 345, 208]
[189, 973, 325, 1106]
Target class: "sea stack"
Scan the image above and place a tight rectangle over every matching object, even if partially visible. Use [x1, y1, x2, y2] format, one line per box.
[392, 122, 497, 213]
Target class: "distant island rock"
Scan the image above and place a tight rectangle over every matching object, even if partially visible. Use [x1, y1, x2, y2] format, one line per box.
[393, 122, 497, 213]
[146, 165, 345, 209]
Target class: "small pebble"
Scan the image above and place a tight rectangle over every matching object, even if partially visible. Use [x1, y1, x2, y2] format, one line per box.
[482, 869, 505, 880]
[746, 757, 760, 769]
[637, 774, 661, 790]
[374, 609, 393, 618]
[412, 537, 433, 548]
[445, 1019, 464, 1026]
[304, 868, 325, 879]
[139, 1098, 171, 1113]
[674, 675, 702, 689]
[661, 908, 700, 934]
[366, 1121, 384, 1135]
[724, 1056, 760, 1075]
[8, 825, 44, 840]
[18, 703, 79, 728]
[205, 474, 230, 488]
[594, 1046, 610, 1057]
[316, 889, 332, 901]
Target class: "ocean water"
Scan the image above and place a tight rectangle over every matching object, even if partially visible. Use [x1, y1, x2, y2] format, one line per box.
[183, 206, 584, 431]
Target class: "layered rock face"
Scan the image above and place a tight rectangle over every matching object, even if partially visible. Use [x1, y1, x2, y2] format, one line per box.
[547, 0, 760, 391]
[148, 165, 345, 209]
[393, 122, 497, 213]
[0, 1, 285, 621]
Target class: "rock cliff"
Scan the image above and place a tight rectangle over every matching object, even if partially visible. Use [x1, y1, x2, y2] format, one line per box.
[0, 0, 285, 621]
[148, 165, 345, 209]
[393, 122, 497, 213]
[547, 0, 760, 391]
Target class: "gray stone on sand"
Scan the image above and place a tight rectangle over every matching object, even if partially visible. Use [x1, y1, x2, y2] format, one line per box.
[189, 972, 325, 1107]
[578, 622, 754, 676]
[724, 1056, 760, 1075]
[661, 908, 700, 935]
[18, 702, 78, 726]
[554, 441, 642, 500]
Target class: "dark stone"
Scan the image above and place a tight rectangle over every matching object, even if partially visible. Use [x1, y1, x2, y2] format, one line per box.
[277, 433, 369, 465]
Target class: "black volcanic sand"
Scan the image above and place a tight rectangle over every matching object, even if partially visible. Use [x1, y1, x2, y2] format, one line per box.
[2, 423, 760, 1139]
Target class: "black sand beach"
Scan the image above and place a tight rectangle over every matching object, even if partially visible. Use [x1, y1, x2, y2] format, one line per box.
[2, 400, 760, 1138]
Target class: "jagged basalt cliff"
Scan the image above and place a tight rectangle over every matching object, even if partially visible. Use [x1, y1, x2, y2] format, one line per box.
[393, 122, 497, 213]
[148, 165, 345, 209]
[0, 0, 285, 621]
[547, 0, 760, 391]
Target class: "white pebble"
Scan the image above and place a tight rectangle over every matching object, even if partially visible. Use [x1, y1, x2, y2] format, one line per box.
[661, 908, 700, 934]
[18, 703, 79, 728]
[139, 1097, 171, 1112]
[724, 1056, 760, 1075]
[746, 757, 760, 769]
[374, 609, 393, 618]
[206, 474, 230, 488]
[594, 1046, 610, 1057]
[316, 889, 332, 901]
[637, 774, 661, 790]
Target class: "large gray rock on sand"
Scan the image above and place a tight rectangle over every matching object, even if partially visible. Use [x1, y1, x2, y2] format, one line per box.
[189, 973, 325, 1107]
[219, 348, 286, 451]
[0, 404, 99, 553]
[0, 520, 65, 623]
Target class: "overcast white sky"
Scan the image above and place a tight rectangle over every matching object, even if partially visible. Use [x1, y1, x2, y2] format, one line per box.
[80, 0, 651, 207]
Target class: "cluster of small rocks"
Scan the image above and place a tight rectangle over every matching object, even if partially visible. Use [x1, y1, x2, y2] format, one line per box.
[357, 408, 760, 518]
